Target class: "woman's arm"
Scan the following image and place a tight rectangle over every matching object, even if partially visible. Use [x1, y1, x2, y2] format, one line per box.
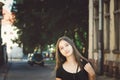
[56, 78, 62, 80]
[84, 63, 96, 80]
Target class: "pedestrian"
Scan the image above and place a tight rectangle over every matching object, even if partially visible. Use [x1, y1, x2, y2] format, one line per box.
[55, 36, 95, 80]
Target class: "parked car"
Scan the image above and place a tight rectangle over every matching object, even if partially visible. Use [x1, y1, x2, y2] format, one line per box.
[27, 53, 44, 66]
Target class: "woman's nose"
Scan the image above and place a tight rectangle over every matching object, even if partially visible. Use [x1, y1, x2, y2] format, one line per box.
[63, 47, 68, 51]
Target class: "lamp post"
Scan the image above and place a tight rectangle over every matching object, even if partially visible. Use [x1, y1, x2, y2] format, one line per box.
[0, 0, 4, 65]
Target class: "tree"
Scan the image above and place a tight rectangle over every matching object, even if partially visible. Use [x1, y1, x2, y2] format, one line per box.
[14, 0, 88, 54]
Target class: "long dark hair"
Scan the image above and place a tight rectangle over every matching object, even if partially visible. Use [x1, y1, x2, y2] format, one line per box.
[55, 36, 89, 70]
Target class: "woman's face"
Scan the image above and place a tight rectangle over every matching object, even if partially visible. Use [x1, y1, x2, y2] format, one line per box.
[58, 40, 73, 57]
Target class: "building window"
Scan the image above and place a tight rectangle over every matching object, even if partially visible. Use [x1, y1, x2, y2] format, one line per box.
[104, 0, 110, 53]
[113, 0, 120, 53]
[93, 0, 99, 52]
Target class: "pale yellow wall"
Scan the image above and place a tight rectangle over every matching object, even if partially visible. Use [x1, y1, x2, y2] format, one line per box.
[104, 0, 120, 61]
[88, 0, 94, 59]
[89, 0, 120, 62]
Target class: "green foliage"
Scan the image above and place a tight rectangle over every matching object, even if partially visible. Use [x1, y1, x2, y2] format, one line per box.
[74, 27, 88, 57]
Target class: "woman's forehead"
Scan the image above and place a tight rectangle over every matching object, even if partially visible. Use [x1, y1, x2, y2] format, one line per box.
[59, 40, 68, 46]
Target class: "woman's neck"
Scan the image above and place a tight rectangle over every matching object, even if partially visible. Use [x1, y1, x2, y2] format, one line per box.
[63, 56, 79, 73]
[66, 55, 77, 65]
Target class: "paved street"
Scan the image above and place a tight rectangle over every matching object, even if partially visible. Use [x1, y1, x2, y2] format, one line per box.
[0, 59, 55, 80]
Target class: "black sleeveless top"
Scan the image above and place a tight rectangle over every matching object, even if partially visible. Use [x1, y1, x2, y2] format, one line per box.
[56, 60, 89, 80]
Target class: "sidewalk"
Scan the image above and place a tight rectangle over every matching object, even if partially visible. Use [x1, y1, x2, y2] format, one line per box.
[96, 75, 118, 80]
[0, 63, 11, 80]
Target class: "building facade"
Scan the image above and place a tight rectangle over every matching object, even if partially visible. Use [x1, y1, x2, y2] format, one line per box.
[89, 0, 120, 79]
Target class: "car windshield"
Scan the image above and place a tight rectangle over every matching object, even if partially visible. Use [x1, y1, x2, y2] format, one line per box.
[34, 54, 43, 60]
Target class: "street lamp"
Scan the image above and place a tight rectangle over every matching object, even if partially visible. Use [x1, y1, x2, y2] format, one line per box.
[0, 0, 4, 65]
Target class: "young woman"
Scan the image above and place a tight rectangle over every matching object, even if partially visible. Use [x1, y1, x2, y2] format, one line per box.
[55, 36, 95, 80]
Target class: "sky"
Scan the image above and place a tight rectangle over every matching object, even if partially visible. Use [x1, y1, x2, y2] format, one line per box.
[3, 0, 14, 13]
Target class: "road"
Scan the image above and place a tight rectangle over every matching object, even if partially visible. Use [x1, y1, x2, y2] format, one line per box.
[6, 59, 55, 80]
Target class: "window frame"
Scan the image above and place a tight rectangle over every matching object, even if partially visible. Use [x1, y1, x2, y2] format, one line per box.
[113, 0, 120, 54]
[104, 0, 110, 53]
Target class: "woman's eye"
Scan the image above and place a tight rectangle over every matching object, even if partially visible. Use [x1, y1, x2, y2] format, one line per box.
[65, 44, 69, 47]
[60, 47, 63, 50]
